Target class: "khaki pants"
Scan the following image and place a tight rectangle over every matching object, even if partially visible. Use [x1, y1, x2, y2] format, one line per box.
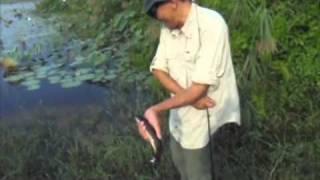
[169, 123, 240, 180]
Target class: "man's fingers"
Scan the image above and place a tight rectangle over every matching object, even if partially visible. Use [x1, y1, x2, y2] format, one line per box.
[154, 125, 162, 140]
[143, 107, 162, 140]
[206, 100, 215, 107]
[204, 97, 215, 107]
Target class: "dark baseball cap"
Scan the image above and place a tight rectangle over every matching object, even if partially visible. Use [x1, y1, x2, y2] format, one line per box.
[144, 0, 169, 18]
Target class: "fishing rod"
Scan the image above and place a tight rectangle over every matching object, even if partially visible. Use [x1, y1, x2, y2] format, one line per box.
[193, 0, 215, 177]
[206, 108, 215, 180]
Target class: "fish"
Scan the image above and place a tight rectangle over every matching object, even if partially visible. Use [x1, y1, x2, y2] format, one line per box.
[135, 115, 162, 166]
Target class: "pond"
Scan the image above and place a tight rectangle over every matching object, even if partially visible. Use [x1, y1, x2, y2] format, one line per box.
[0, 1, 111, 120]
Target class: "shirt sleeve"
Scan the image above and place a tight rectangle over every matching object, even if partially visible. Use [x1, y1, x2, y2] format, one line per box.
[191, 19, 229, 89]
[149, 27, 168, 73]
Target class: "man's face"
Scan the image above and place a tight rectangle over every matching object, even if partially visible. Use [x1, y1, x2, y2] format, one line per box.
[155, 2, 179, 29]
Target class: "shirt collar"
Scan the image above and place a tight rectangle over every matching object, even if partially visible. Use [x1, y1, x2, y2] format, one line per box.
[169, 3, 196, 38]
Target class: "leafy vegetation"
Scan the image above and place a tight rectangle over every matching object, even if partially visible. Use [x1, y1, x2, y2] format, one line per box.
[0, 0, 319, 179]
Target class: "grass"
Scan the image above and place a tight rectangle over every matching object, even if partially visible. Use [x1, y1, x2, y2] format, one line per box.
[1, 85, 318, 180]
[0, 121, 176, 179]
[0, 86, 178, 180]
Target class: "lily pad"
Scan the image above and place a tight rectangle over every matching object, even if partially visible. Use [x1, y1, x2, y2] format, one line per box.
[4, 74, 24, 82]
[60, 77, 73, 84]
[69, 56, 85, 67]
[95, 69, 105, 74]
[75, 68, 92, 76]
[37, 66, 52, 73]
[91, 75, 104, 82]
[48, 76, 61, 84]
[78, 73, 95, 81]
[47, 69, 58, 76]
[103, 74, 117, 80]
[58, 71, 68, 77]
[36, 72, 47, 79]
[21, 79, 40, 87]
[47, 63, 63, 69]
[20, 72, 35, 78]
[61, 80, 82, 88]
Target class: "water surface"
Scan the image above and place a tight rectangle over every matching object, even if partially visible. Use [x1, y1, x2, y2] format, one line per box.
[0, 1, 108, 120]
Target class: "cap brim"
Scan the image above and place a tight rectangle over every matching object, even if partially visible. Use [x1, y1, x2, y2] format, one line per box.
[144, 0, 167, 17]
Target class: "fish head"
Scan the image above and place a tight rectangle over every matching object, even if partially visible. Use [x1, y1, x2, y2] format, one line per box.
[135, 115, 146, 123]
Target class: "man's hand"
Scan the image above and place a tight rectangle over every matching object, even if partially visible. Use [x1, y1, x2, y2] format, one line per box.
[144, 106, 162, 140]
[153, 70, 216, 109]
[193, 96, 216, 110]
[137, 96, 215, 140]
[136, 106, 162, 141]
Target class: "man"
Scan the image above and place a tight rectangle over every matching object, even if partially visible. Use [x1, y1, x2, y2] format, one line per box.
[138, 0, 241, 179]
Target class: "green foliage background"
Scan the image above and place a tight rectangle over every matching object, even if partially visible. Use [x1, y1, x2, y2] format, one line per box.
[1, 0, 319, 179]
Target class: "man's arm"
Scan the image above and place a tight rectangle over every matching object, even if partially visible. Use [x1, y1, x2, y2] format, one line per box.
[152, 69, 215, 110]
[152, 82, 209, 113]
[152, 69, 184, 95]
[142, 81, 210, 139]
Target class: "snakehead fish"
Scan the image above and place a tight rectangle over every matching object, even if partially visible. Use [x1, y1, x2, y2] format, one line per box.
[135, 115, 162, 166]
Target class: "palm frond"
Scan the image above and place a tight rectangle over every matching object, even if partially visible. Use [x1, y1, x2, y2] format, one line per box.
[255, 6, 277, 57]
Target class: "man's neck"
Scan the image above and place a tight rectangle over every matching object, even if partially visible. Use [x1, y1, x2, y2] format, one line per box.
[176, 2, 192, 29]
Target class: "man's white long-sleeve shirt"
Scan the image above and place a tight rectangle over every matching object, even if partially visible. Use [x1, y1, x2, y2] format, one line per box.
[150, 3, 241, 149]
